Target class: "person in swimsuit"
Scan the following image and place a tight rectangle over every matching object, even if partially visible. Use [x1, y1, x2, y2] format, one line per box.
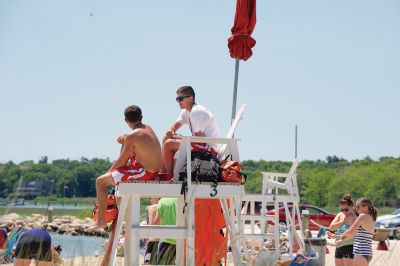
[13, 228, 61, 266]
[328, 194, 357, 266]
[338, 197, 377, 266]
[85, 105, 162, 233]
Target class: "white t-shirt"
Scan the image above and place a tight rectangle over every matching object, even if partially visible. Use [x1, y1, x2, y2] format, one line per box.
[176, 103, 220, 138]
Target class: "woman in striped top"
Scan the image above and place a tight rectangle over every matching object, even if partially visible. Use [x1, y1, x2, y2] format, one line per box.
[337, 197, 377, 266]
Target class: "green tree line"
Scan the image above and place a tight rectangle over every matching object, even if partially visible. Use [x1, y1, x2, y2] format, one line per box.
[243, 156, 400, 209]
[1, 156, 399, 209]
[0, 156, 111, 198]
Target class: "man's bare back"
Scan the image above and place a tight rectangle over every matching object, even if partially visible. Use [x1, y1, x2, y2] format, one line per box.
[107, 123, 161, 174]
[126, 124, 162, 173]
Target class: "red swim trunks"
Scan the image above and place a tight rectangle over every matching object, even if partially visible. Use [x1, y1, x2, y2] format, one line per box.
[110, 156, 157, 185]
[191, 142, 218, 156]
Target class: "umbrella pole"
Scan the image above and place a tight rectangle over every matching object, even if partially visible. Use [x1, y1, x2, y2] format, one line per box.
[231, 58, 240, 123]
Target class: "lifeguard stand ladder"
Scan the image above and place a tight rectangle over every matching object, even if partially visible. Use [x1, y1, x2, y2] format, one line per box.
[109, 136, 245, 266]
[241, 159, 305, 261]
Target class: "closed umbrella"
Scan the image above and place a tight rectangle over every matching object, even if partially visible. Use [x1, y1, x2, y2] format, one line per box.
[228, 0, 256, 121]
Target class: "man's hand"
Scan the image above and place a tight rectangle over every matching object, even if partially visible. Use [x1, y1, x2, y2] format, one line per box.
[117, 134, 127, 144]
[165, 129, 175, 139]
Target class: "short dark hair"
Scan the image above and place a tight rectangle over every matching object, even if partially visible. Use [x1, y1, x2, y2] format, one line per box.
[176, 86, 195, 101]
[124, 105, 142, 123]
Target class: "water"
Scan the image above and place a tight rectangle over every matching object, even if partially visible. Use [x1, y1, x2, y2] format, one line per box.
[51, 233, 105, 258]
[0, 204, 92, 210]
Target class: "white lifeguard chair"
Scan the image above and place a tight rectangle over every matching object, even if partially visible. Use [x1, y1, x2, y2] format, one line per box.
[241, 159, 305, 262]
[109, 106, 246, 266]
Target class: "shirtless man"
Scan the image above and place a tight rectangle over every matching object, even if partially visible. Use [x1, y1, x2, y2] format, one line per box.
[85, 105, 162, 232]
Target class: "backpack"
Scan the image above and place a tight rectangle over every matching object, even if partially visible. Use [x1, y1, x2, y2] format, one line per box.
[178, 151, 220, 183]
[179, 151, 221, 212]
[219, 155, 247, 184]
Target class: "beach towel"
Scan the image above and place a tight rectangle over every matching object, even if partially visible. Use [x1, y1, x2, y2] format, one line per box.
[0, 228, 7, 248]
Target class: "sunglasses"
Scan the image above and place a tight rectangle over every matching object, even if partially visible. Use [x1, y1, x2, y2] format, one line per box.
[356, 204, 366, 209]
[176, 95, 191, 102]
[340, 208, 349, 212]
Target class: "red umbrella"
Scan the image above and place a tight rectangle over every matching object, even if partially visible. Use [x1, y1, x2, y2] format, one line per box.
[228, 0, 256, 121]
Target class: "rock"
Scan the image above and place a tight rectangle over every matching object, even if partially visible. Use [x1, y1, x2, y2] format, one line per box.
[0, 213, 21, 222]
[0, 215, 103, 237]
[58, 224, 71, 231]
[53, 218, 71, 224]
[74, 225, 87, 234]
[71, 218, 85, 225]
[27, 222, 36, 228]
[31, 214, 45, 222]
[62, 228, 76, 235]
[47, 223, 59, 231]
[46, 226, 55, 232]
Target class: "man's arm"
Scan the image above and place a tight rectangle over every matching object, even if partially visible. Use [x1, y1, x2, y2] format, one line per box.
[165, 122, 182, 138]
[108, 134, 134, 172]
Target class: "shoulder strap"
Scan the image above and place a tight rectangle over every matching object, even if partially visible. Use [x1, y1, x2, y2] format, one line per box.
[188, 115, 193, 135]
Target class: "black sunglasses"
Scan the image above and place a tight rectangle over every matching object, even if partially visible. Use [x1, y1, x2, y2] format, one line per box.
[340, 208, 349, 212]
[176, 95, 191, 102]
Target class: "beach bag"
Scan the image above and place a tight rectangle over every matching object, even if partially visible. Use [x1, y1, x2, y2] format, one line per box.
[179, 151, 220, 210]
[219, 155, 247, 184]
[92, 194, 118, 223]
[179, 151, 220, 183]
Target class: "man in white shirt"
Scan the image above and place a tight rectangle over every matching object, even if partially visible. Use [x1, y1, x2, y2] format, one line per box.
[162, 86, 228, 265]
[161, 85, 221, 173]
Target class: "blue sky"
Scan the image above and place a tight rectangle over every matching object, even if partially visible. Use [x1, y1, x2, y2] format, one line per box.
[1, 0, 399, 163]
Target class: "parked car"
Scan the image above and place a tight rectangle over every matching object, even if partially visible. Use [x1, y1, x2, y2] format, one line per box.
[375, 209, 400, 239]
[266, 204, 336, 231]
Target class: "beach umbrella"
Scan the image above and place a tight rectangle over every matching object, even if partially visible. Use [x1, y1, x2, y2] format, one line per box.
[228, 0, 256, 121]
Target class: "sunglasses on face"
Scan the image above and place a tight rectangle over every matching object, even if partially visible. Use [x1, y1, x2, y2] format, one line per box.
[176, 95, 191, 102]
[340, 208, 349, 212]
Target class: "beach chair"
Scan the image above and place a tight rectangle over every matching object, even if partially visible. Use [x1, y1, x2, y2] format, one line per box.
[240, 159, 305, 263]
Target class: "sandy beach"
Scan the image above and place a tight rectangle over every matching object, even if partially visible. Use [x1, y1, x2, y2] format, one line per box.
[2, 240, 398, 266]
